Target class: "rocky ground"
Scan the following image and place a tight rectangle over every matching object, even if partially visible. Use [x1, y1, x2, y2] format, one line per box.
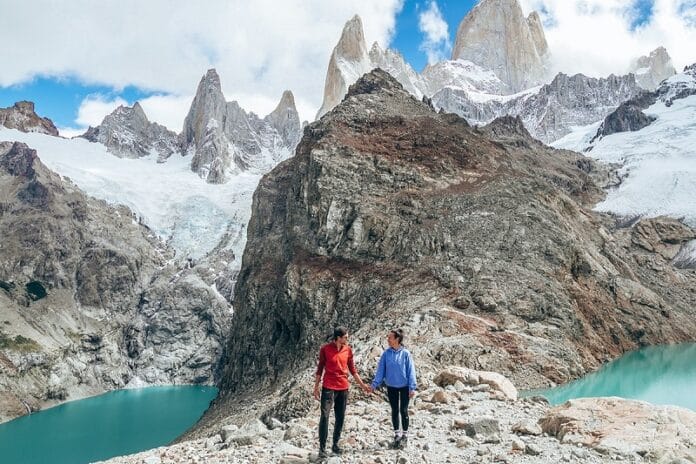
[100, 366, 696, 464]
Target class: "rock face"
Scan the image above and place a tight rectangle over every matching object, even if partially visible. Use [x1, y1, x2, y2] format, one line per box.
[80, 103, 179, 160]
[201, 70, 695, 434]
[434, 72, 642, 143]
[451, 0, 548, 93]
[0, 101, 59, 136]
[629, 46, 676, 90]
[315, 15, 372, 119]
[182, 69, 301, 183]
[0, 141, 231, 423]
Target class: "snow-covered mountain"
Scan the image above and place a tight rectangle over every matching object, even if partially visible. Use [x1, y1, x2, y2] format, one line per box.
[432, 72, 642, 143]
[553, 64, 696, 251]
[316, 6, 647, 144]
[182, 69, 301, 183]
[80, 102, 179, 161]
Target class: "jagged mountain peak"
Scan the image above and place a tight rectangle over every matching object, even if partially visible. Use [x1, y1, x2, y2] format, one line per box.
[335, 14, 368, 61]
[0, 101, 60, 136]
[265, 90, 301, 149]
[451, 0, 548, 93]
[80, 101, 179, 160]
[182, 69, 302, 182]
[315, 15, 372, 119]
[629, 46, 676, 90]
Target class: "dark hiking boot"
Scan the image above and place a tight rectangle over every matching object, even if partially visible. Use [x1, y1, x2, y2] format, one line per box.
[331, 443, 343, 455]
[399, 436, 408, 449]
[318, 448, 327, 460]
[390, 435, 401, 449]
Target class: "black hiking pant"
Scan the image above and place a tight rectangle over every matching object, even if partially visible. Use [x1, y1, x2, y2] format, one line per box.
[387, 386, 410, 431]
[319, 387, 348, 449]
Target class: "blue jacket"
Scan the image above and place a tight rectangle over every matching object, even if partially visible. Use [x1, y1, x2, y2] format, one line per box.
[371, 346, 417, 391]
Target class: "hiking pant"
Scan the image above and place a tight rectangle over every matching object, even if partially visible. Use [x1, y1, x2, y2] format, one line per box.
[387, 386, 410, 431]
[319, 387, 348, 449]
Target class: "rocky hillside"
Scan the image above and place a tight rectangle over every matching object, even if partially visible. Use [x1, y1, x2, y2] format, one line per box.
[188, 70, 696, 438]
[0, 141, 231, 423]
[0, 101, 59, 136]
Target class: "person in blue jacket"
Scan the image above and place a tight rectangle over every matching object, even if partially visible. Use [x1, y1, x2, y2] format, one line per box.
[369, 328, 417, 449]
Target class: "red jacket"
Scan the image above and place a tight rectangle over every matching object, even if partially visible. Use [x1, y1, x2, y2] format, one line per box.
[316, 342, 357, 390]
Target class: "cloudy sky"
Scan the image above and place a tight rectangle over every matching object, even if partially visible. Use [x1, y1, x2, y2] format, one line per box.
[1, 0, 694, 136]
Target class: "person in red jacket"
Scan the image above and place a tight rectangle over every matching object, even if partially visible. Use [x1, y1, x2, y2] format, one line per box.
[313, 326, 369, 458]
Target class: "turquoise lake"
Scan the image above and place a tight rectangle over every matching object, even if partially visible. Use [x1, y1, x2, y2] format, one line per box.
[0, 385, 217, 464]
[528, 343, 696, 410]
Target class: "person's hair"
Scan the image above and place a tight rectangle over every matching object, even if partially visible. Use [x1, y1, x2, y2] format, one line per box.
[390, 328, 404, 344]
[332, 326, 348, 341]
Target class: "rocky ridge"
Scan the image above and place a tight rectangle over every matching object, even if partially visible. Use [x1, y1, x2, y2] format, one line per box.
[0, 141, 232, 423]
[433, 72, 642, 143]
[0, 101, 59, 136]
[182, 69, 302, 183]
[80, 103, 180, 161]
[186, 70, 696, 444]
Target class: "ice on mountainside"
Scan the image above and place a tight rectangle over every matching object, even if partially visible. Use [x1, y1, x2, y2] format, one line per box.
[0, 127, 260, 262]
[552, 65, 696, 242]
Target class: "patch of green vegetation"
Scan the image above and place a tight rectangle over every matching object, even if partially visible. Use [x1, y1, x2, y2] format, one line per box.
[0, 330, 40, 352]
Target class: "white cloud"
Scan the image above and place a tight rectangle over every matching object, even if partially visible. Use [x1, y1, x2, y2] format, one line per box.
[138, 94, 193, 133]
[418, 1, 451, 65]
[0, 0, 403, 125]
[76, 95, 128, 128]
[519, 0, 696, 78]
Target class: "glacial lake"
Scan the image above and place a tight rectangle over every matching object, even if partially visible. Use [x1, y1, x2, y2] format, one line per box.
[528, 343, 696, 410]
[0, 385, 217, 464]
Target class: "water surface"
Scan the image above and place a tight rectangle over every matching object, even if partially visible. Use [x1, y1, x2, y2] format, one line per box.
[0, 385, 217, 464]
[528, 343, 696, 410]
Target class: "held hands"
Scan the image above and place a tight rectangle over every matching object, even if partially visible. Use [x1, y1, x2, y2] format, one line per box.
[409, 390, 416, 398]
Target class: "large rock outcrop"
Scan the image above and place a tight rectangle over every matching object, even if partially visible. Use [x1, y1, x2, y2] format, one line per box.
[451, 0, 548, 93]
[200, 70, 695, 432]
[0, 101, 59, 136]
[0, 141, 231, 423]
[182, 69, 301, 183]
[80, 103, 179, 160]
